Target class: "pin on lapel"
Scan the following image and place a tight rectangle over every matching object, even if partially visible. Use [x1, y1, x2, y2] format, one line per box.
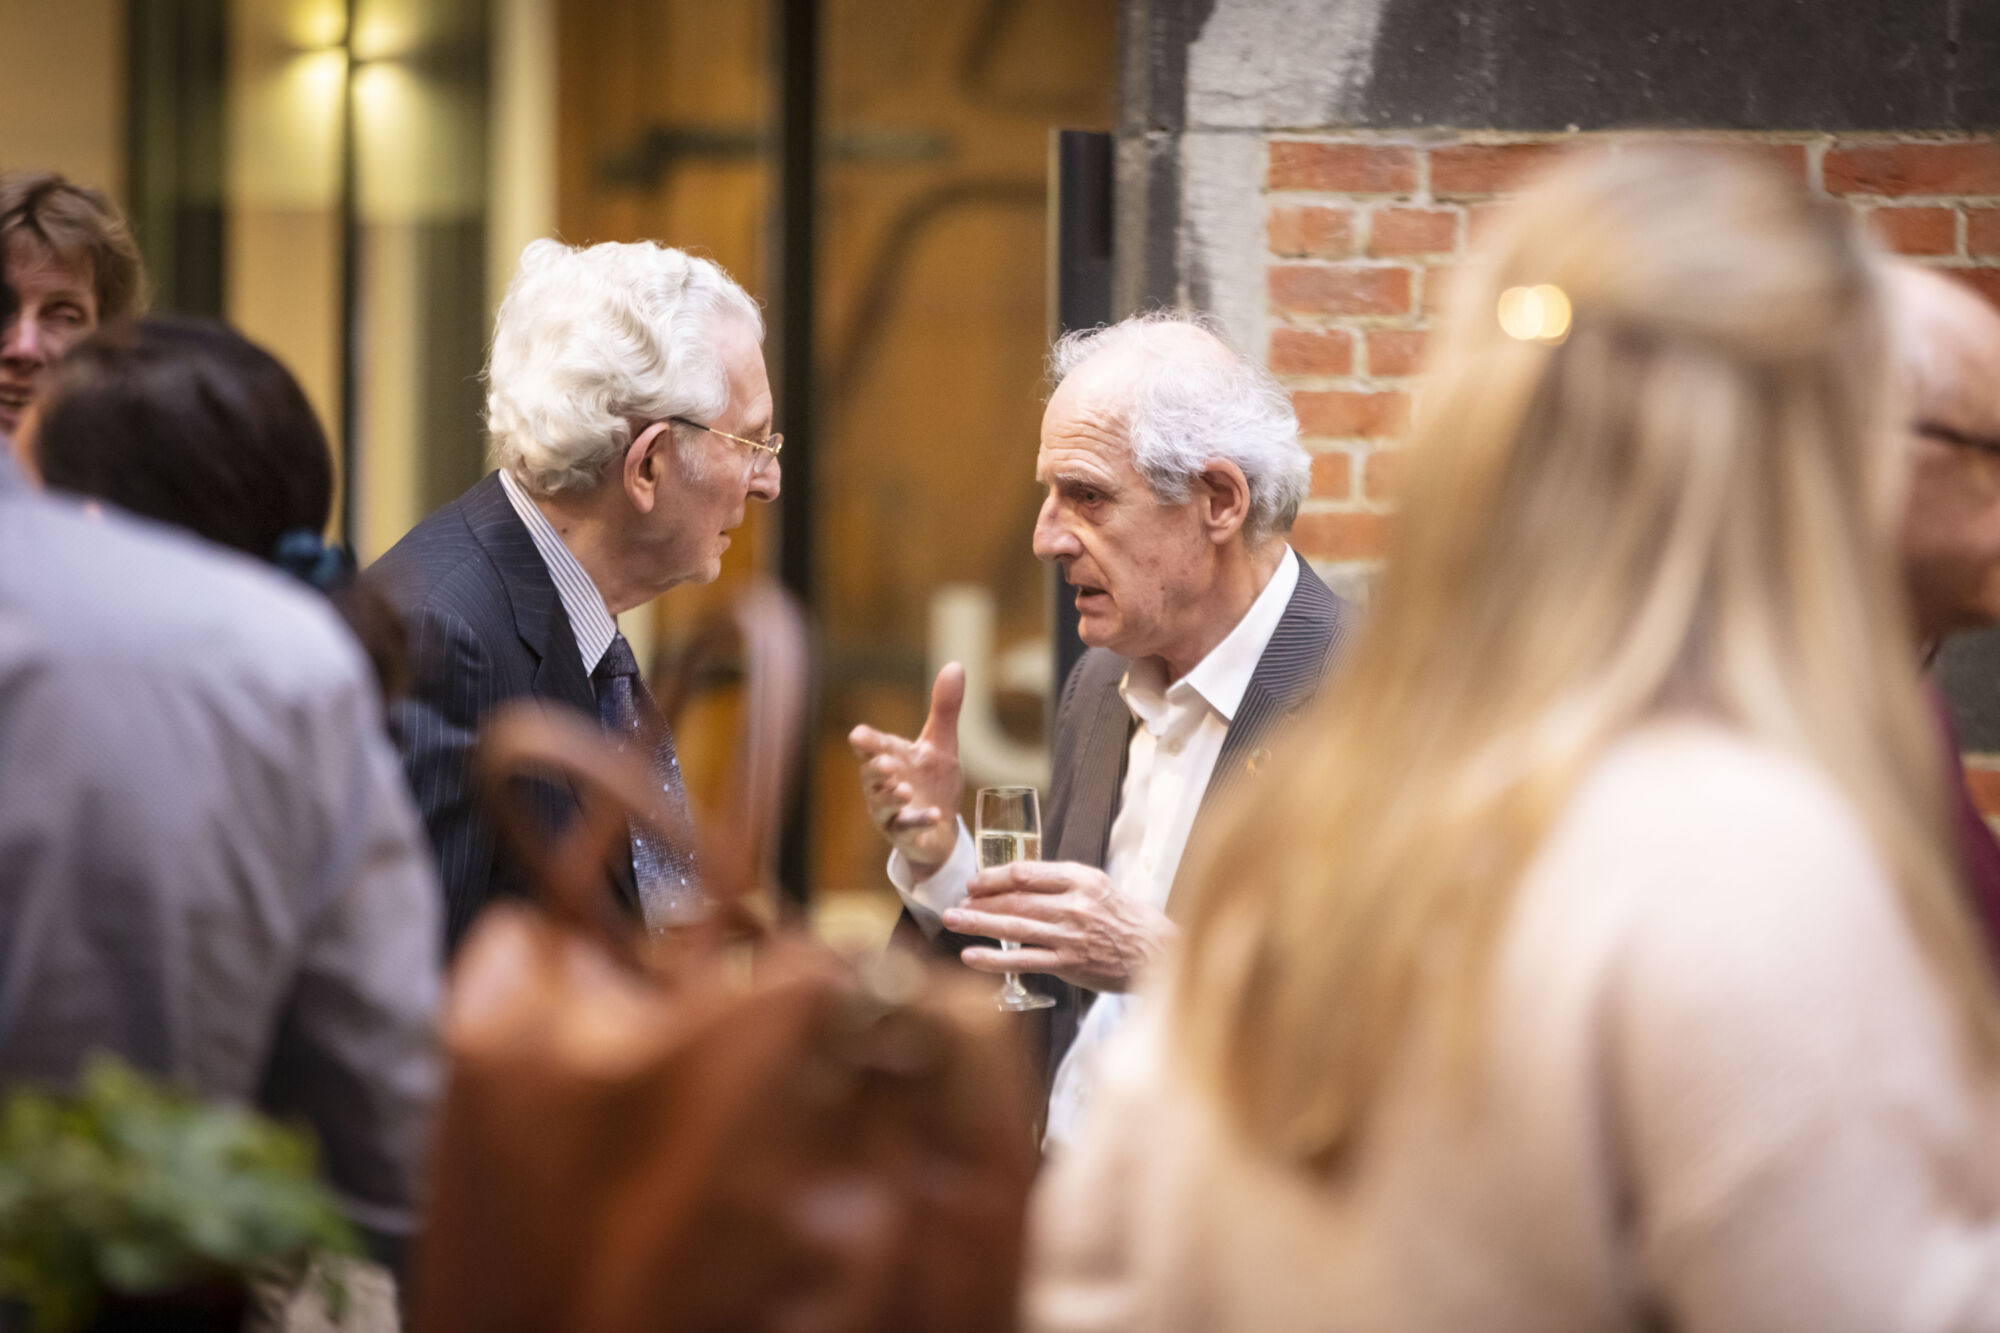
[1246, 746, 1271, 777]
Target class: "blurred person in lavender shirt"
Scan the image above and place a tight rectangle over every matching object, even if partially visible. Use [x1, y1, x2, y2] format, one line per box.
[0, 409, 441, 1265]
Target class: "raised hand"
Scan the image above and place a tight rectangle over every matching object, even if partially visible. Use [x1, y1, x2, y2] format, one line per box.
[848, 662, 966, 878]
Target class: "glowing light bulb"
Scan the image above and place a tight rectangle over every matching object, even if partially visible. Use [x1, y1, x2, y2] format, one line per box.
[1497, 284, 1572, 343]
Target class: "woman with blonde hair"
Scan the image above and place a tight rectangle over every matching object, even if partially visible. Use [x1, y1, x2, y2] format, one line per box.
[1027, 147, 2000, 1331]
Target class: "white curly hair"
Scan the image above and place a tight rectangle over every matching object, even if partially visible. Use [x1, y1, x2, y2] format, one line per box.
[486, 239, 763, 494]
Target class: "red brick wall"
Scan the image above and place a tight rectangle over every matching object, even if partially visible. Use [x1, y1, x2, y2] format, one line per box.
[1264, 131, 2000, 811]
[1269, 132, 2000, 576]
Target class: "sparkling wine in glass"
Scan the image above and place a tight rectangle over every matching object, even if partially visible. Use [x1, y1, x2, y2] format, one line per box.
[975, 785, 1058, 1013]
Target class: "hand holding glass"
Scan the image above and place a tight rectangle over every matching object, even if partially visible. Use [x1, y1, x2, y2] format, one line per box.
[974, 786, 1057, 1012]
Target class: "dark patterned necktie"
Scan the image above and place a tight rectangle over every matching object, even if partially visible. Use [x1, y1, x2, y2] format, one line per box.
[593, 632, 699, 928]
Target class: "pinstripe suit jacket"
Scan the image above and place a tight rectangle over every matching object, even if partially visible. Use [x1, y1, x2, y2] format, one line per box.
[907, 551, 1349, 1086]
[369, 472, 640, 951]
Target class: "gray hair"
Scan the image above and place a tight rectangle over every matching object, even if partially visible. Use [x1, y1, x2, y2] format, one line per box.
[1048, 311, 1309, 541]
[486, 239, 763, 494]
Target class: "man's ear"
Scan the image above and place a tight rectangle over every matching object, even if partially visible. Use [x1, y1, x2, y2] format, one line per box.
[1195, 459, 1252, 544]
[623, 422, 671, 515]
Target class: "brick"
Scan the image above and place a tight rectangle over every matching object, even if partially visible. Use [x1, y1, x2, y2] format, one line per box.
[1366, 328, 1429, 377]
[1431, 142, 1561, 197]
[1309, 450, 1353, 500]
[1952, 267, 2000, 312]
[1362, 448, 1398, 501]
[1268, 205, 1354, 258]
[1290, 510, 1392, 562]
[1268, 142, 1417, 194]
[1293, 389, 1411, 439]
[1421, 265, 1461, 316]
[1269, 263, 1412, 317]
[1269, 327, 1354, 377]
[1865, 206, 1958, 256]
[1968, 209, 2000, 258]
[1369, 207, 1459, 257]
[1824, 141, 2000, 197]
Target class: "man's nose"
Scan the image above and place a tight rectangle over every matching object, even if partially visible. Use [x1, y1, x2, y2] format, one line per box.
[1031, 496, 1074, 561]
[748, 456, 781, 502]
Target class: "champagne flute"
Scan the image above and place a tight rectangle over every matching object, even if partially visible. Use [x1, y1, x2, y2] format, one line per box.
[975, 786, 1058, 1012]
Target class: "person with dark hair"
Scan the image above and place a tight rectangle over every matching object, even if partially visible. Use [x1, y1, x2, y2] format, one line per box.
[13, 315, 407, 696]
[19, 316, 328, 559]
[0, 170, 146, 449]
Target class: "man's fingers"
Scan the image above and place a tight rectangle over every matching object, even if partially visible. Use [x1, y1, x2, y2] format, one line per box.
[917, 662, 966, 758]
[959, 946, 1063, 976]
[940, 907, 1062, 946]
[945, 892, 1065, 926]
[848, 725, 915, 761]
[967, 859, 1092, 896]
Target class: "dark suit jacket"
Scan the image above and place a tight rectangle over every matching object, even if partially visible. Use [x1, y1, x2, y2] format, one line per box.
[368, 471, 639, 951]
[903, 551, 1349, 1084]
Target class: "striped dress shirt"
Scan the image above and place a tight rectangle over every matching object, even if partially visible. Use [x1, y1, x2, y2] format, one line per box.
[497, 467, 617, 676]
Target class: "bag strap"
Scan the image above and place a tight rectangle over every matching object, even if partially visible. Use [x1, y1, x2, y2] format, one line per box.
[475, 578, 811, 951]
[476, 707, 671, 956]
[650, 580, 810, 910]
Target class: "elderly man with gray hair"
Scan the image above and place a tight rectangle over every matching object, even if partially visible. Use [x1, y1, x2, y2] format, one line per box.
[372, 239, 781, 950]
[851, 311, 1349, 1142]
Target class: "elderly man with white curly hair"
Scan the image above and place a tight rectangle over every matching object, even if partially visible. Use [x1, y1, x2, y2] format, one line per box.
[372, 240, 781, 951]
[850, 311, 1349, 1143]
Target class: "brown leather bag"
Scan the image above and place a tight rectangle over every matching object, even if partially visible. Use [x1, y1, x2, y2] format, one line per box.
[413, 582, 1038, 1332]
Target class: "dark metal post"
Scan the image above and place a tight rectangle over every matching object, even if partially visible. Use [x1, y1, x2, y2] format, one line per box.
[773, 0, 818, 906]
[336, 10, 362, 553]
[125, 0, 227, 317]
[1047, 130, 1113, 714]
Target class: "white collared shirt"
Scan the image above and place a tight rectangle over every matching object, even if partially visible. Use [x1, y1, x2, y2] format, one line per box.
[497, 468, 618, 675]
[889, 550, 1301, 1144]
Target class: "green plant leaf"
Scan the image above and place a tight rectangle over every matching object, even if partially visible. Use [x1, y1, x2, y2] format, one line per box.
[0, 1054, 360, 1333]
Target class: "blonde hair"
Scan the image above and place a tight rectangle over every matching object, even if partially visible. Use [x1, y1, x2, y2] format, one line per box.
[1172, 147, 2000, 1173]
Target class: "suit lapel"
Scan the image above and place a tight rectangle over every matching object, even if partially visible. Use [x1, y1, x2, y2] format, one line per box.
[460, 472, 597, 716]
[1173, 553, 1347, 902]
[460, 473, 639, 915]
[1053, 657, 1133, 869]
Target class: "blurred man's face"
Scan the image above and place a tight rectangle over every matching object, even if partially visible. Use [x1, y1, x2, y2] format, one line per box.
[1031, 354, 1211, 669]
[0, 233, 96, 440]
[1902, 410, 2000, 639]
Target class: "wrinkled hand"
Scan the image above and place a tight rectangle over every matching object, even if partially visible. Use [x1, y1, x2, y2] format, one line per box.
[848, 663, 965, 877]
[942, 860, 1176, 993]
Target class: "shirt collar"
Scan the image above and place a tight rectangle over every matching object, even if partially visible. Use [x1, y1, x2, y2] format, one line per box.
[497, 467, 619, 674]
[1119, 546, 1301, 730]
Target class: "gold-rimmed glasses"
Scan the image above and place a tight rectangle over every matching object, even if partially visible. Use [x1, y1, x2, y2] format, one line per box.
[670, 416, 784, 476]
